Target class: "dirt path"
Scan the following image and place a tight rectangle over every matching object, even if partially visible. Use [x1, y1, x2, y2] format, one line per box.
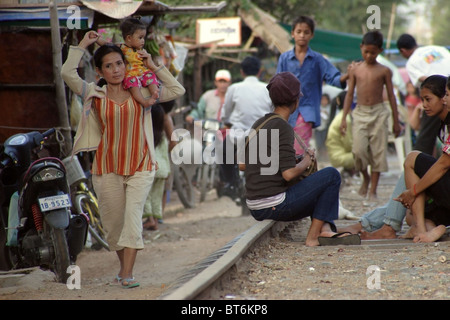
[0, 192, 255, 300]
[203, 163, 450, 300]
[209, 220, 449, 300]
[2, 155, 448, 300]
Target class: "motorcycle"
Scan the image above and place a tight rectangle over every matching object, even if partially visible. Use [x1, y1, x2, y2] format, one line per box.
[0, 129, 88, 283]
[170, 103, 198, 209]
[195, 119, 222, 202]
[219, 165, 250, 216]
[214, 126, 251, 216]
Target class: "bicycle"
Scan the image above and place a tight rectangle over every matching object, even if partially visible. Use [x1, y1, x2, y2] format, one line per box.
[171, 103, 200, 208]
[62, 155, 109, 251]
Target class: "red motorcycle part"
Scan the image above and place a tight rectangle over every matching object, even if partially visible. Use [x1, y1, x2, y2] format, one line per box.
[31, 203, 43, 231]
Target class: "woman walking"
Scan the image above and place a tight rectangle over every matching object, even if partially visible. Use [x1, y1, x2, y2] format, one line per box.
[61, 31, 184, 288]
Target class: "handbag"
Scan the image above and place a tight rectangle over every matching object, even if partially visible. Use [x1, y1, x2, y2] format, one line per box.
[245, 114, 317, 179]
[293, 131, 318, 180]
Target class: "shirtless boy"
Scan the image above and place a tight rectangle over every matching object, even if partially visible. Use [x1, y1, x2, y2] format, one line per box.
[340, 31, 401, 200]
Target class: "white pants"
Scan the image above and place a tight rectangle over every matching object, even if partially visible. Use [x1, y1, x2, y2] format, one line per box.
[92, 170, 155, 251]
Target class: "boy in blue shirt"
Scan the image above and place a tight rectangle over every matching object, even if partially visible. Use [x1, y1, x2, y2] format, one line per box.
[276, 16, 350, 154]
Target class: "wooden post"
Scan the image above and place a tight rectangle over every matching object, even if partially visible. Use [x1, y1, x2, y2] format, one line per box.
[386, 3, 397, 56]
[49, 1, 72, 156]
[190, 40, 223, 102]
[193, 48, 205, 102]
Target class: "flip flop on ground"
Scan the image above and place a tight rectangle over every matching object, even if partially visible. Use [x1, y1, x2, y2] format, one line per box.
[121, 277, 140, 289]
[318, 232, 361, 246]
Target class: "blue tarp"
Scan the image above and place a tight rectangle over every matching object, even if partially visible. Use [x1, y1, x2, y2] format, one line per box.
[0, 6, 93, 28]
[280, 22, 398, 61]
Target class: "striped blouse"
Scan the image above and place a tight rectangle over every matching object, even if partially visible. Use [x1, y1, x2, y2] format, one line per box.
[92, 96, 153, 175]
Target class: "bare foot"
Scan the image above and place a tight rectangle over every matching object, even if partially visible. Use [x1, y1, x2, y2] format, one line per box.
[306, 229, 355, 247]
[360, 224, 397, 240]
[337, 223, 362, 235]
[368, 193, 378, 201]
[358, 183, 368, 197]
[413, 225, 446, 243]
[399, 225, 418, 239]
[305, 239, 320, 247]
[143, 217, 158, 230]
[305, 230, 336, 247]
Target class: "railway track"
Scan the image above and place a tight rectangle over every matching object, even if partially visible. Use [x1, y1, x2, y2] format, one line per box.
[160, 216, 450, 300]
[158, 166, 401, 300]
[160, 219, 284, 299]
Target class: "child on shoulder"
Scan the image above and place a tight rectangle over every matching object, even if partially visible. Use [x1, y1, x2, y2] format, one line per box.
[94, 17, 160, 107]
[340, 30, 401, 201]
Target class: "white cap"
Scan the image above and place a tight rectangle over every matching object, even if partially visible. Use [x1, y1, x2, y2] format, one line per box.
[215, 69, 231, 81]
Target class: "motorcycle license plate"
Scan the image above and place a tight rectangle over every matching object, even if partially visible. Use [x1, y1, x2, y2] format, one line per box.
[38, 194, 71, 212]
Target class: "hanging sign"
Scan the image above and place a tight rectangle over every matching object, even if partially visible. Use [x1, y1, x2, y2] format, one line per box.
[196, 17, 241, 47]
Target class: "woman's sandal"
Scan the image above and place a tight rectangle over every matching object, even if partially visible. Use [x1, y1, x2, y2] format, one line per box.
[111, 275, 122, 285]
[318, 232, 361, 246]
[121, 277, 140, 289]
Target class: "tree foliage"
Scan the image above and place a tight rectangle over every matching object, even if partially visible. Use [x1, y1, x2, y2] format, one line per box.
[314, 0, 407, 35]
[161, 0, 414, 39]
[430, 0, 450, 46]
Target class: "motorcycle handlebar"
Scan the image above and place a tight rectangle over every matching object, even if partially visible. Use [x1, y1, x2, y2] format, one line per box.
[30, 128, 55, 147]
[42, 128, 56, 138]
[0, 157, 11, 169]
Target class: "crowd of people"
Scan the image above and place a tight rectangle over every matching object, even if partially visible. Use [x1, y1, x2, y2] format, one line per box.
[63, 15, 450, 288]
